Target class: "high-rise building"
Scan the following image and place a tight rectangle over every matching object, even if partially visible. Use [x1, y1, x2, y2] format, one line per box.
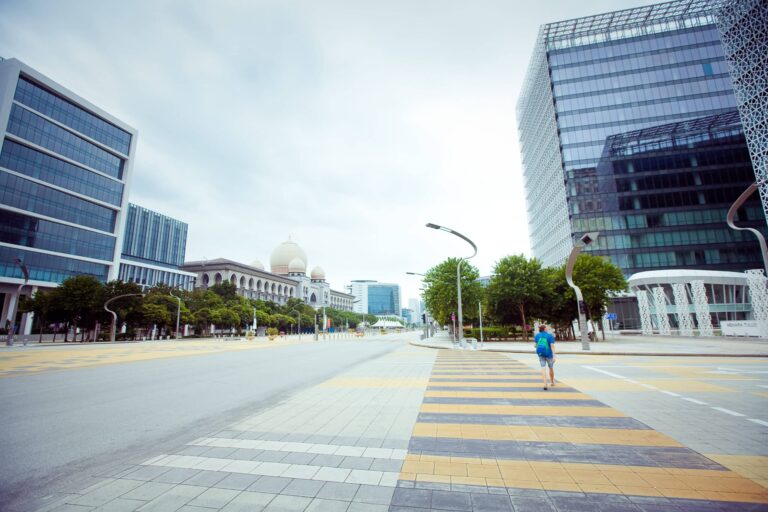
[118, 203, 196, 290]
[717, 0, 768, 220]
[0, 58, 136, 333]
[349, 280, 402, 316]
[517, 0, 766, 275]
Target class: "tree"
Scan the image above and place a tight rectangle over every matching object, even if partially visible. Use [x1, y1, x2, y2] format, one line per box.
[56, 276, 104, 341]
[487, 255, 546, 341]
[19, 290, 58, 342]
[423, 258, 482, 331]
[99, 280, 144, 338]
[209, 281, 238, 301]
[569, 254, 627, 339]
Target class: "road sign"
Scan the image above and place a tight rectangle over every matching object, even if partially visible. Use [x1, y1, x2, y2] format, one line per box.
[605, 313, 617, 320]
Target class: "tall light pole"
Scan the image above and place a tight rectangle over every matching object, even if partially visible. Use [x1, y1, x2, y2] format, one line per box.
[6, 258, 29, 346]
[104, 293, 144, 342]
[565, 232, 599, 351]
[426, 223, 477, 343]
[169, 288, 182, 339]
[727, 183, 768, 275]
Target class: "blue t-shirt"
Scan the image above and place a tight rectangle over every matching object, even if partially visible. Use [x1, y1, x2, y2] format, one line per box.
[534, 331, 555, 358]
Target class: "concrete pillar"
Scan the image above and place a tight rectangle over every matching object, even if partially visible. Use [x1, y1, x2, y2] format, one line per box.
[1, 293, 11, 326]
[21, 286, 38, 336]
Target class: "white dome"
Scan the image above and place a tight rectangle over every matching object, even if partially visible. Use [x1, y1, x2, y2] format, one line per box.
[250, 259, 265, 270]
[288, 257, 306, 274]
[311, 266, 326, 280]
[270, 237, 308, 275]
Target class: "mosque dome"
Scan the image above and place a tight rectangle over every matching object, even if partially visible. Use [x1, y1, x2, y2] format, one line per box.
[288, 257, 306, 274]
[270, 237, 308, 275]
[311, 266, 326, 281]
[250, 259, 265, 270]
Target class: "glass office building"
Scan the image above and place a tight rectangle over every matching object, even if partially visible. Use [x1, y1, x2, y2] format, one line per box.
[517, 0, 766, 275]
[0, 58, 136, 286]
[367, 283, 401, 316]
[118, 203, 195, 290]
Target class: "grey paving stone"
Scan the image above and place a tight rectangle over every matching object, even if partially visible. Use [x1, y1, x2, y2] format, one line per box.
[49, 505, 94, 512]
[369, 458, 402, 472]
[317, 482, 360, 501]
[187, 487, 240, 508]
[183, 469, 229, 487]
[122, 465, 170, 481]
[175, 445, 210, 456]
[332, 436, 360, 446]
[238, 431, 267, 440]
[256, 450, 289, 462]
[311, 454, 345, 467]
[380, 439, 410, 449]
[413, 481, 451, 491]
[282, 478, 324, 498]
[215, 473, 261, 490]
[339, 457, 374, 470]
[152, 467, 200, 484]
[353, 485, 395, 505]
[176, 506, 214, 512]
[121, 481, 175, 501]
[281, 452, 316, 465]
[346, 503, 389, 512]
[263, 494, 313, 511]
[135, 484, 207, 511]
[247, 476, 292, 494]
[306, 434, 335, 444]
[91, 497, 147, 512]
[355, 437, 384, 448]
[202, 446, 239, 458]
[215, 430, 242, 439]
[220, 491, 276, 512]
[282, 433, 311, 442]
[471, 491, 513, 511]
[305, 497, 351, 512]
[69, 479, 144, 507]
[509, 496, 556, 512]
[430, 489, 472, 511]
[392, 488, 431, 508]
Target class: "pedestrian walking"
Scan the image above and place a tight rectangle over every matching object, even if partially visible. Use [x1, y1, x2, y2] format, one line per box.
[534, 324, 556, 390]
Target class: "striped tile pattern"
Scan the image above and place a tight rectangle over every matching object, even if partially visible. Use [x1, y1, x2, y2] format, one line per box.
[393, 351, 768, 511]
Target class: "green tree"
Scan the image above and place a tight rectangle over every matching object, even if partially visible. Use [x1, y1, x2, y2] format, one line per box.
[487, 255, 546, 341]
[570, 253, 627, 339]
[423, 258, 482, 331]
[56, 275, 104, 341]
[209, 281, 238, 301]
[141, 303, 172, 333]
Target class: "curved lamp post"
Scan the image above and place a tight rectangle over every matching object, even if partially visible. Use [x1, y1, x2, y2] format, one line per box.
[169, 288, 182, 339]
[104, 293, 144, 342]
[6, 258, 29, 346]
[565, 232, 599, 351]
[426, 223, 477, 343]
[727, 183, 768, 275]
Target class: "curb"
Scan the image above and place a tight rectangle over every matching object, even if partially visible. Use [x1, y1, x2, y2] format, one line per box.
[409, 340, 768, 357]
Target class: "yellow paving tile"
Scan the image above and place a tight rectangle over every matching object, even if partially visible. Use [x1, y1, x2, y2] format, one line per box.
[503, 479, 543, 490]
[428, 381, 549, 388]
[451, 476, 487, 486]
[420, 404, 625, 417]
[566, 470, 612, 485]
[401, 461, 435, 474]
[578, 483, 621, 494]
[617, 486, 665, 497]
[543, 482, 582, 492]
[415, 473, 451, 484]
[424, 390, 591, 400]
[433, 462, 468, 477]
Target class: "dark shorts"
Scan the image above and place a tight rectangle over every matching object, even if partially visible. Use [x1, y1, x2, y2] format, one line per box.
[538, 356, 554, 368]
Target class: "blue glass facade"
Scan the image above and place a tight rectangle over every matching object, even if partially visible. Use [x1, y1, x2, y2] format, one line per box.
[121, 203, 188, 267]
[367, 284, 401, 316]
[518, 0, 767, 275]
[0, 59, 134, 285]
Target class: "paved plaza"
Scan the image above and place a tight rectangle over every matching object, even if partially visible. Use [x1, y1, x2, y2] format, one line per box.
[9, 333, 763, 512]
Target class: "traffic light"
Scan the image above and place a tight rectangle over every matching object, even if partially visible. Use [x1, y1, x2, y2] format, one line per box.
[421, 313, 426, 323]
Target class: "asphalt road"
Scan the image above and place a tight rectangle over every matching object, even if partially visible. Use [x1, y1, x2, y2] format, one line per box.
[0, 339, 401, 511]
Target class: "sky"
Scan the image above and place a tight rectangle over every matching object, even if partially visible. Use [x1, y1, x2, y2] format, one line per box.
[0, 0, 657, 305]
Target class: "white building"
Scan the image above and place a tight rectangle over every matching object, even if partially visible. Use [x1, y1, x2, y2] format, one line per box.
[181, 238, 353, 311]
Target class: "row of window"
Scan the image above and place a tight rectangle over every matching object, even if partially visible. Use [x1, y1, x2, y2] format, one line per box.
[7, 105, 124, 179]
[551, 45, 724, 83]
[0, 208, 116, 261]
[607, 246, 761, 271]
[581, 228, 752, 251]
[0, 139, 123, 206]
[14, 77, 131, 155]
[557, 83, 732, 127]
[548, 25, 720, 67]
[571, 205, 764, 233]
[0, 246, 109, 283]
[0, 171, 116, 232]
[617, 186, 746, 211]
[614, 165, 753, 192]
[118, 263, 194, 291]
[552, 58, 732, 99]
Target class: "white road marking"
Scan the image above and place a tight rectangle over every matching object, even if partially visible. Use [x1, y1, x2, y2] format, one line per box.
[748, 418, 768, 427]
[711, 407, 745, 417]
[681, 397, 707, 405]
[581, 366, 626, 379]
[661, 390, 681, 397]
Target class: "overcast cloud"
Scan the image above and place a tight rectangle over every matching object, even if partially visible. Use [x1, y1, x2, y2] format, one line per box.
[0, 0, 656, 303]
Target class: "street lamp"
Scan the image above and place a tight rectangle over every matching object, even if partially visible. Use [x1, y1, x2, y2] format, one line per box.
[6, 258, 29, 346]
[169, 288, 182, 339]
[104, 293, 144, 342]
[426, 223, 477, 344]
[565, 232, 599, 351]
[727, 183, 768, 275]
